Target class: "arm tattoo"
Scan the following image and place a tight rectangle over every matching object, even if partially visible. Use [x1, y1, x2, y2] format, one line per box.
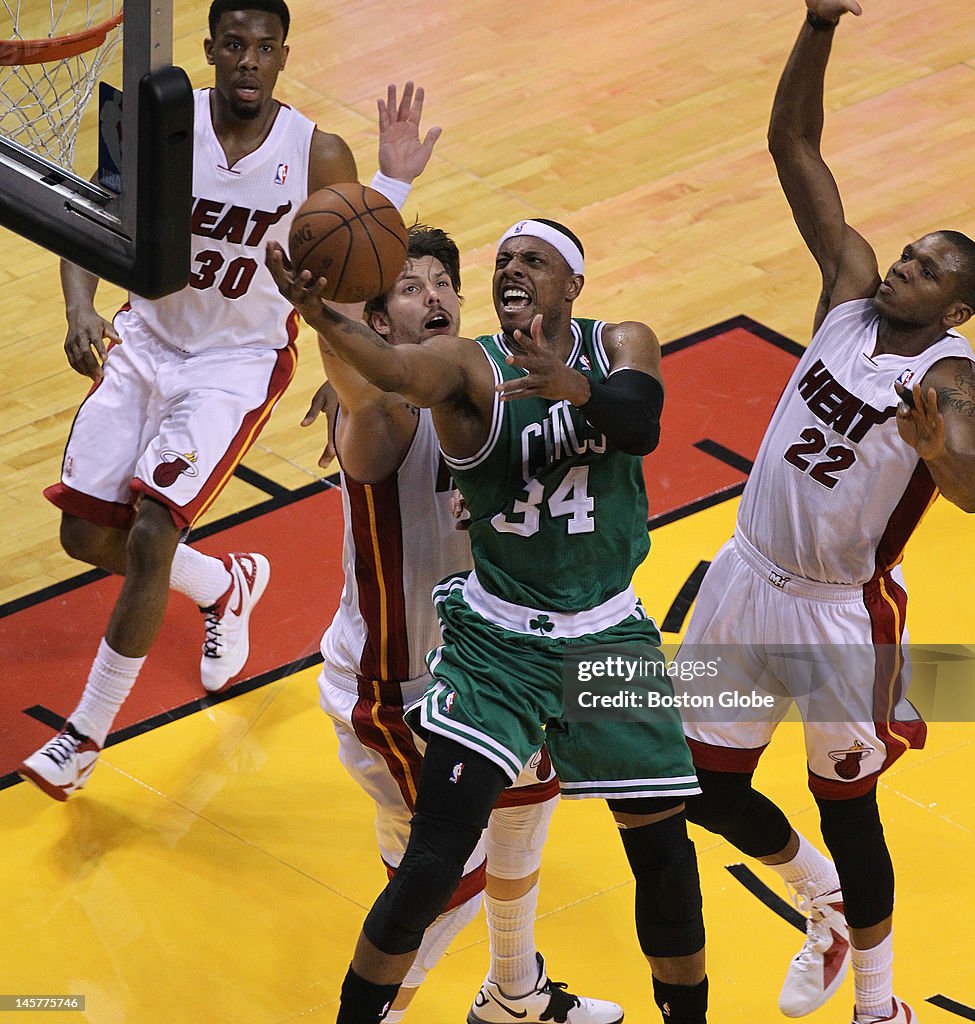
[319, 304, 391, 350]
[937, 369, 975, 418]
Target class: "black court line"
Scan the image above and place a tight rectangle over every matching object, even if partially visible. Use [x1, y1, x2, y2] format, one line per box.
[725, 863, 806, 931]
[694, 439, 754, 476]
[660, 313, 806, 358]
[660, 560, 711, 634]
[1, 651, 326, 794]
[647, 482, 746, 532]
[928, 996, 975, 1020]
[231, 464, 292, 498]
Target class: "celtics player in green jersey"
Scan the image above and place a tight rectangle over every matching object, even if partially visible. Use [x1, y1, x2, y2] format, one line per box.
[267, 219, 708, 1024]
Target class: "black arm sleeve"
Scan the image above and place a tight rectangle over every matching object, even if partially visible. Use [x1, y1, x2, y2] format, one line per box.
[578, 369, 664, 455]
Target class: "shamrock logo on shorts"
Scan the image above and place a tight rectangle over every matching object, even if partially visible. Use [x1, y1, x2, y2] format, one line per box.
[529, 614, 555, 634]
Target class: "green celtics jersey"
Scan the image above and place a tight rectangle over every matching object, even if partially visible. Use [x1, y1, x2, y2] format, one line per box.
[446, 318, 650, 611]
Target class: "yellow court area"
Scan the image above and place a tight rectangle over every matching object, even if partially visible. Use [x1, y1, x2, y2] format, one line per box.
[1, 0, 973, 1022]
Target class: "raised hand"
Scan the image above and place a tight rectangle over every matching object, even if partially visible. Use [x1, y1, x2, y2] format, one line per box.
[805, 0, 863, 22]
[377, 81, 442, 184]
[895, 382, 944, 461]
[496, 314, 590, 405]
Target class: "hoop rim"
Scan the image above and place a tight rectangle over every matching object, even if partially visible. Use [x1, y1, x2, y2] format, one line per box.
[0, 9, 123, 67]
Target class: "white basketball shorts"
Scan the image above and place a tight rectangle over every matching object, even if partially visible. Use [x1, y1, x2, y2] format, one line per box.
[677, 533, 926, 798]
[45, 308, 296, 530]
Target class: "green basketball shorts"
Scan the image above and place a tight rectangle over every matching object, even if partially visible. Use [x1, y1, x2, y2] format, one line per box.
[406, 572, 700, 801]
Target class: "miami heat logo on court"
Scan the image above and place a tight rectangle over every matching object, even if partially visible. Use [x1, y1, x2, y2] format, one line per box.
[828, 740, 875, 779]
[153, 449, 200, 487]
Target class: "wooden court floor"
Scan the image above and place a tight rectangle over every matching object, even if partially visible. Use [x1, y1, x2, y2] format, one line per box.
[1, 1, 973, 1021]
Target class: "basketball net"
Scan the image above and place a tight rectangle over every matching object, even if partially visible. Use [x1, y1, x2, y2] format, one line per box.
[0, 1, 123, 169]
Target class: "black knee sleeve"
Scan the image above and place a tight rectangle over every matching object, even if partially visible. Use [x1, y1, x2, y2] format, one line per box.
[363, 812, 481, 954]
[617, 811, 705, 958]
[684, 768, 793, 858]
[817, 786, 893, 929]
[363, 736, 507, 955]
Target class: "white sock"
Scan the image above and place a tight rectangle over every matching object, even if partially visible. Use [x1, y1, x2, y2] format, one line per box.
[70, 637, 146, 747]
[852, 931, 894, 1020]
[768, 832, 840, 899]
[486, 883, 540, 998]
[170, 545, 232, 608]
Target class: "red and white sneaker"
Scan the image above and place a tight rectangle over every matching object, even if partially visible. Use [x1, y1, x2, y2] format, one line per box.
[779, 887, 850, 1016]
[199, 552, 270, 693]
[19, 723, 101, 801]
[853, 997, 916, 1023]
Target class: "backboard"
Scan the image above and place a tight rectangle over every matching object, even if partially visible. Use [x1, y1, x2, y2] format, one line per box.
[0, 0, 192, 298]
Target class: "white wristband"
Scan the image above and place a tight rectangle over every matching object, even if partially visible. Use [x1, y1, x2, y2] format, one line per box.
[369, 171, 412, 211]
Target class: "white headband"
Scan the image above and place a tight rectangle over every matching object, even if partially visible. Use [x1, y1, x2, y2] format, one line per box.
[497, 219, 584, 275]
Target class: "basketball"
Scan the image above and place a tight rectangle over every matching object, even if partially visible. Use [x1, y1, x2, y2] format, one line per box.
[288, 182, 408, 303]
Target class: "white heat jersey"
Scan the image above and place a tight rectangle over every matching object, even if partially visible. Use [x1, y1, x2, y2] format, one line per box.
[738, 298, 974, 584]
[322, 409, 474, 689]
[128, 89, 314, 353]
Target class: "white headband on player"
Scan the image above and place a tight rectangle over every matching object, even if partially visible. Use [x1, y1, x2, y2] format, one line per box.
[497, 220, 585, 275]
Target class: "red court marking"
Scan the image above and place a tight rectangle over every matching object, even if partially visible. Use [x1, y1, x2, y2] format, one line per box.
[0, 488, 345, 779]
[648, 324, 800, 515]
[0, 319, 800, 781]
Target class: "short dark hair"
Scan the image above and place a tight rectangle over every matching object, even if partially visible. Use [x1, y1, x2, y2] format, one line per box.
[208, 0, 290, 42]
[532, 217, 585, 261]
[936, 229, 975, 308]
[364, 223, 462, 321]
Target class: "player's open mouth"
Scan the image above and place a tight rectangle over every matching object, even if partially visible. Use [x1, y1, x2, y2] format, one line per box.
[500, 286, 531, 311]
[235, 84, 260, 101]
[424, 313, 450, 331]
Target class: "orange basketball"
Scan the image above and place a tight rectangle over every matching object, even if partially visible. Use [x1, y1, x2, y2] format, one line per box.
[288, 182, 408, 303]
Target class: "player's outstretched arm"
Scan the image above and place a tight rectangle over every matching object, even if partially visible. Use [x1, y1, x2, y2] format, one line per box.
[769, 1, 879, 321]
[59, 259, 121, 381]
[896, 358, 975, 512]
[266, 241, 467, 408]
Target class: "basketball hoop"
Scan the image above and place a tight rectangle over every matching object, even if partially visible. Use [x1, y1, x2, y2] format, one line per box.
[0, 2, 124, 168]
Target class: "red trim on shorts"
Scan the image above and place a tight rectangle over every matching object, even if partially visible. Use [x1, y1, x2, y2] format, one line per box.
[285, 308, 299, 344]
[345, 474, 410, 682]
[872, 462, 937, 577]
[867, 570, 926, 755]
[43, 482, 135, 530]
[808, 768, 880, 799]
[383, 856, 487, 912]
[494, 776, 560, 808]
[809, 575, 925, 800]
[351, 678, 423, 811]
[131, 341, 298, 529]
[686, 736, 766, 773]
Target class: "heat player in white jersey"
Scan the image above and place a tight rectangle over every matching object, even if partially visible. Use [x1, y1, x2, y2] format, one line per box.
[678, 6, 975, 1024]
[305, 225, 621, 1024]
[19, 2, 431, 802]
